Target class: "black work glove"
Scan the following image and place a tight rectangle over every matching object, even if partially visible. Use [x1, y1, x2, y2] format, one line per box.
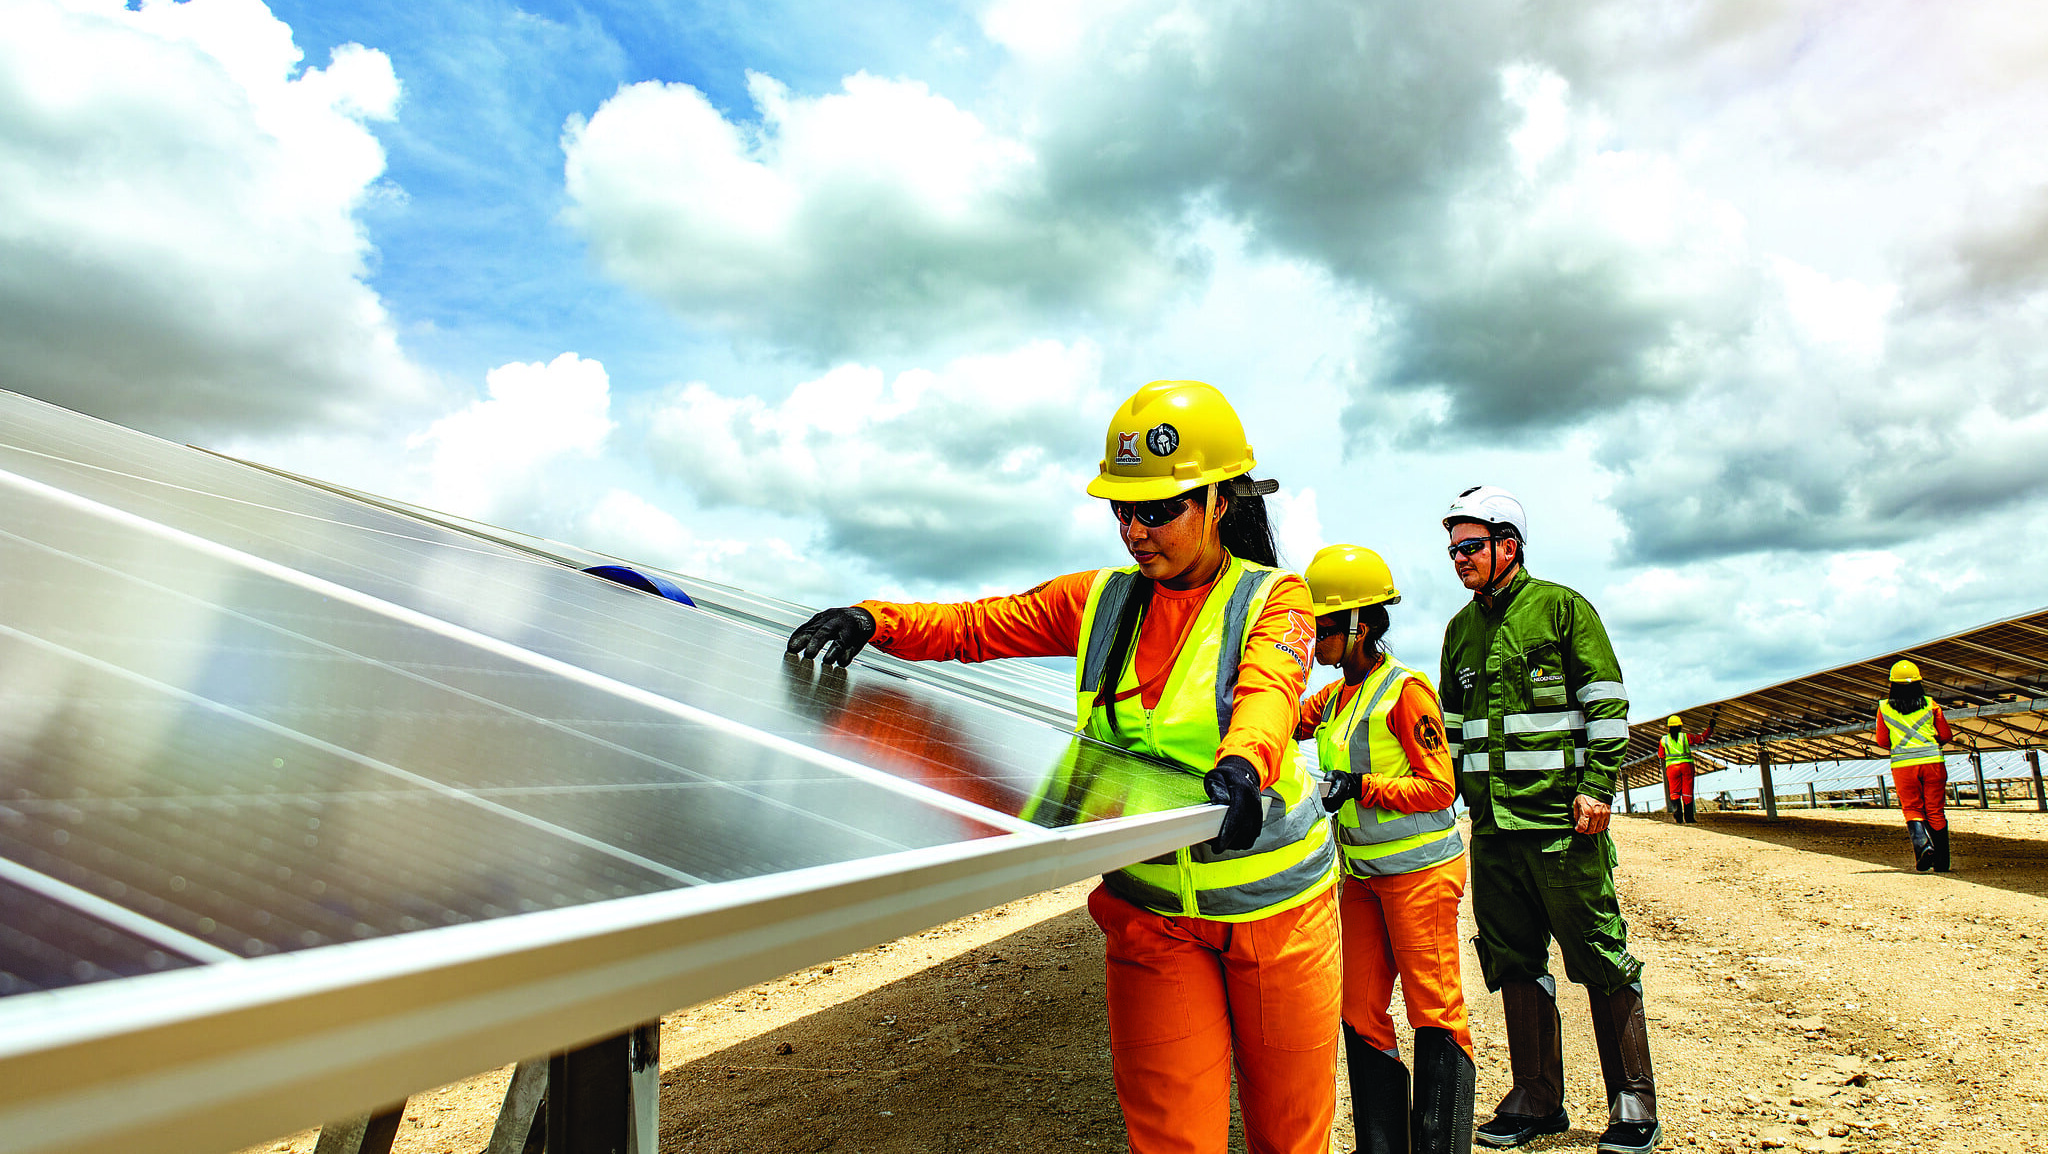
[1321, 770, 1362, 813]
[785, 606, 877, 667]
[1203, 754, 1265, 852]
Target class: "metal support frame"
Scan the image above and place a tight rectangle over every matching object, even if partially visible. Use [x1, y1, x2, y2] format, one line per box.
[485, 1061, 548, 1154]
[1806, 783, 1817, 809]
[2031, 749, 2046, 813]
[312, 1104, 406, 1154]
[1879, 774, 1890, 808]
[1972, 750, 1989, 809]
[1759, 744, 1779, 821]
[485, 1022, 661, 1154]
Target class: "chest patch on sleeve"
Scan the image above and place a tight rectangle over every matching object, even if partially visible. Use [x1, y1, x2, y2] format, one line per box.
[1414, 714, 1446, 752]
[1274, 611, 1314, 672]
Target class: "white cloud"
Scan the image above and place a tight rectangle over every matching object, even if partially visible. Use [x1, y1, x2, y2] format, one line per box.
[579, 488, 843, 603]
[410, 353, 614, 520]
[561, 70, 1173, 357]
[0, 0, 427, 434]
[638, 339, 1113, 587]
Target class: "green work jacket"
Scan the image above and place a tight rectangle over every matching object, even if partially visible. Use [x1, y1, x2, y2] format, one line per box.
[1439, 569, 1629, 834]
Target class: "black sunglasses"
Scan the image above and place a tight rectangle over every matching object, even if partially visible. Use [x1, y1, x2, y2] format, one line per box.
[1111, 496, 1194, 528]
[1315, 615, 1350, 639]
[1447, 536, 1499, 559]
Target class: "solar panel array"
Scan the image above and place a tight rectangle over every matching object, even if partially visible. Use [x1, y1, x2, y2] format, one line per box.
[0, 389, 1215, 1153]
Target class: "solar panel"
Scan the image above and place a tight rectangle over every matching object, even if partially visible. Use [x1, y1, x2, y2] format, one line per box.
[0, 389, 1219, 1154]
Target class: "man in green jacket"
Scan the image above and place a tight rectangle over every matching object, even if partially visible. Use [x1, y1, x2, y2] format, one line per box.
[1438, 486, 1659, 1154]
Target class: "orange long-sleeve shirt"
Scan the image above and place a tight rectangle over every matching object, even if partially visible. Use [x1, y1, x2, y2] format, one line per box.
[1294, 656, 1456, 815]
[1873, 704, 1952, 750]
[860, 564, 1315, 787]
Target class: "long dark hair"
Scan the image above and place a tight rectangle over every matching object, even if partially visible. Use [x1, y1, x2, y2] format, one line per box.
[1889, 680, 1927, 712]
[1218, 480, 1280, 568]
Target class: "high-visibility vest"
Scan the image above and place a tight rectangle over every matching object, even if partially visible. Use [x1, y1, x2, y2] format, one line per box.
[1879, 700, 1944, 769]
[1316, 654, 1462, 878]
[1075, 556, 1336, 922]
[1660, 732, 1693, 769]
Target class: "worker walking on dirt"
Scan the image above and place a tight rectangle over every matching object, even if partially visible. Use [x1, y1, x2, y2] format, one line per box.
[784, 380, 1339, 1154]
[1661, 716, 1696, 824]
[1875, 660, 1953, 873]
[1298, 544, 1475, 1154]
[1438, 486, 1660, 1154]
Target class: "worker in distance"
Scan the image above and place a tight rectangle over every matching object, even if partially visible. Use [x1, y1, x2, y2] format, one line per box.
[784, 381, 1341, 1154]
[1297, 544, 1475, 1154]
[1874, 659, 1954, 873]
[1660, 715, 1697, 824]
[1438, 486, 1660, 1154]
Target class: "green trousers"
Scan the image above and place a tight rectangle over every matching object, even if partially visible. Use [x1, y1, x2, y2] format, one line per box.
[1469, 829, 1642, 995]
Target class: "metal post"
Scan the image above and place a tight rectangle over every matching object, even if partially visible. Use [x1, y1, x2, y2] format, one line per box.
[1972, 750, 1988, 809]
[1759, 744, 1779, 821]
[1879, 774, 1890, 808]
[314, 1104, 406, 1154]
[486, 1060, 548, 1154]
[1806, 783, 1817, 809]
[545, 1022, 662, 1154]
[2030, 749, 2045, 813]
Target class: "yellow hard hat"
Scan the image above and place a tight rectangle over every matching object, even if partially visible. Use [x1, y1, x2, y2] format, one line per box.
[1086, 380, 1257, 500]
[1667, 714, 1683, 727]
[1304, 544, 1402, 615]
[1890, 659, 1921, 682]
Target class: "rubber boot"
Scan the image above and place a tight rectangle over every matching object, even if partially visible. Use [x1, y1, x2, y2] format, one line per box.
[1587, 982, 1659, 1153]
[1344, 1024, 1410, 1154]
[1411, 1027, 1475, 1154]
[1665, 800, 1680, 822]
[1932, 825, 1951, 873]
[1683, 801, 1697, 824]
[1908, 820, 1934, 872]
[1475, 977, 1567, 1148]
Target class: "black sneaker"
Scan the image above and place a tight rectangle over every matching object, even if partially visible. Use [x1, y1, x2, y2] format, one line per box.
[1596, 1120, 1662, 1153]
[1475, 1107, 1569, 1148]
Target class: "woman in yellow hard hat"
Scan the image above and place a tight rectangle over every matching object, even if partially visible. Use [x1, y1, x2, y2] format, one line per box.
[1875, 659, 1953, 872]
[785, 380, 1338, 1154]
[1297, 544, 1473, 1154]
[1661, 715, 1697, 824]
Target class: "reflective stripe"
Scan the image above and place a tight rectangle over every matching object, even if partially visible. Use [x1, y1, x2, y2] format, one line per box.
[1212, 570, 1275, 736]
[1574, 748, 1588, 767]
[1586, 718, 1631, 742]
[1195, 824, 1339, 917]
[1078, 570, 1139, 696]
[1347, 829, 1465, 877]
[1880, 701, 1944, 769]
[1338, 805, 1457, 846]
[1192, 788, 1324, 863]
[1462, 718, 1490, 740]
[1462, 752, 1490, 774]
[1503, 710, 1582, 734]
[1503, 749, 1566, 771]
[1577, 680, 1626, 703]
[1442, 711, 1464, 728]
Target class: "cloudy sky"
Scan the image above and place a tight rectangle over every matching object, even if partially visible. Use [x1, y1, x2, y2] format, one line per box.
[6, 0, 2046, 719]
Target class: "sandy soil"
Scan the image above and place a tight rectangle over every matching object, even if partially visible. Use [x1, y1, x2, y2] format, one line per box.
[241, 805, 2048, 1154]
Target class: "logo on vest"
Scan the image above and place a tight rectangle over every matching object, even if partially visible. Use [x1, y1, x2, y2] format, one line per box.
[1114, 431, 1142, 465]
[1146, 423, 1179, 457]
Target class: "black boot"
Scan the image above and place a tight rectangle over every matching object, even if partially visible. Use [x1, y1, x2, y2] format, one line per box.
[1932, 825, 1952, 872]
[1345, 1023, 1410, 1154]
[1475, 978, 1567, 1148]
[1588, 982, 1660, 1153]
[1683, 801, 1697, 824]
[1665, 800, 1680, 822]
[1412, 1027, 1475, 1154]
[1908, 820, 1934, 872]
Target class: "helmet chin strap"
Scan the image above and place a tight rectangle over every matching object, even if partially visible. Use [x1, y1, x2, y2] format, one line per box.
[1480, 536, 1517, 598]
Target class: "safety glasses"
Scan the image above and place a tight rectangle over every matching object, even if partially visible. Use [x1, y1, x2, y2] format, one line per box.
[1446, 536, 1497, 559]
[1110, 495, 1194, 528]
[1315, 615, 1350, 639]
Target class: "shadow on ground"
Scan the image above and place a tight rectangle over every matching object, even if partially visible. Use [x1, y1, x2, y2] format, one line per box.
[1653, 810, 2048, 900]
[656, 907, 1160, 1154]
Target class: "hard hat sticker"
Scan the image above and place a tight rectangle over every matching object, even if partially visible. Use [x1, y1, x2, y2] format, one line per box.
[1115, 431, 1142, 465]
[1146, 423, 1179, 457]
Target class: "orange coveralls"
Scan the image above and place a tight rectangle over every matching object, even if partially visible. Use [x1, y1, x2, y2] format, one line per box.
[862, 564, 1339, 1154]
[1875, 706, 1954, 830]
[1298, 665, 1472, 1059]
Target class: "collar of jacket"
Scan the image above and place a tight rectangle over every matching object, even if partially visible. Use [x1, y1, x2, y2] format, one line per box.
[1474, 565, 1530, 615]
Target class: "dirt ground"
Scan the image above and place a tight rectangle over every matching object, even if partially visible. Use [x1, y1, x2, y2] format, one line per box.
[242, 804, 2048, 1154]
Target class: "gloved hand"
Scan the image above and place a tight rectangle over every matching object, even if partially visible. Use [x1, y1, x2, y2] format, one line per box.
[786, 606, 877, 667]
[1203, 755, 1265, 852]
[1321, 770, 1362, 813]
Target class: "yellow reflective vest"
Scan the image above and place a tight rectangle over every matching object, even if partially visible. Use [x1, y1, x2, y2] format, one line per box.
[1075, 556, 1336, 921]
[1660, 732, 1693, 768]
[1879, 700, 1944, 769]
[1315, 655, 1463, 878]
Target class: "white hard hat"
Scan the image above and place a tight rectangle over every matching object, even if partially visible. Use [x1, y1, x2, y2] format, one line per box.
[1443, 485, 1529, 542]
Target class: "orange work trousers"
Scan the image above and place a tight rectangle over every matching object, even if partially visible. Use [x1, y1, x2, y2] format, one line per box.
[1088, 882, 1340, 1154]
[1339, 857, 1472, 1059]
[1894, 762, 1948, 830]
[1664, 763, 1695, 805]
